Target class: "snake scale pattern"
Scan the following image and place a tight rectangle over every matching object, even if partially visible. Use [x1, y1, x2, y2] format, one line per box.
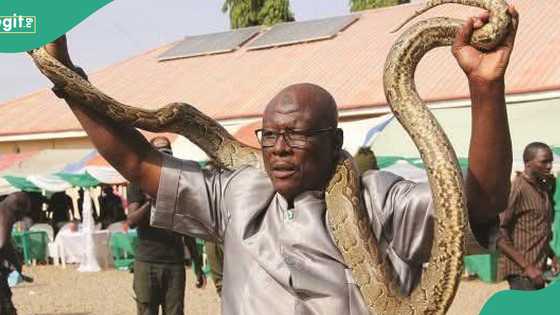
[29, 1, 511, 313]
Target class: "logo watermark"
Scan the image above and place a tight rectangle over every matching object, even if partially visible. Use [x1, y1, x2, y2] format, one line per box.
[0, 14, 36, 34]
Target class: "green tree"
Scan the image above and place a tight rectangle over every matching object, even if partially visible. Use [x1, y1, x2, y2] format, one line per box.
[349, 0, 410, 12]
[222, 0, 294, 29]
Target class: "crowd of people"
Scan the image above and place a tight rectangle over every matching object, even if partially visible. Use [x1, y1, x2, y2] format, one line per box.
[0, 165, 215, 314]
[5, 185, 127, 235]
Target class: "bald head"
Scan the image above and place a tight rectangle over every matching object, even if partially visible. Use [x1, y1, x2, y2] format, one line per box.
[264, 83, 338, 129]
[260, 83, 343, 202]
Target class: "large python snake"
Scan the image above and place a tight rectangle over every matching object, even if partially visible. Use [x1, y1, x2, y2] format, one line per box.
[28, 0, 511, 313]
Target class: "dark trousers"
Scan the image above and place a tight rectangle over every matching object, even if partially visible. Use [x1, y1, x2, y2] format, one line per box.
[133, 260, 186, 315]
[0, 277, 17, 315]
[506, 275, 545, 291]
[204, 242, 223, 296]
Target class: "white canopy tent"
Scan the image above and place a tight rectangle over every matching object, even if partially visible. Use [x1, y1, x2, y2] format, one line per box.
[371, 94, 560, 174]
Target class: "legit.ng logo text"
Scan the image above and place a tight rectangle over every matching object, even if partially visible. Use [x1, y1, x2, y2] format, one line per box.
[0, 14, 36, 34]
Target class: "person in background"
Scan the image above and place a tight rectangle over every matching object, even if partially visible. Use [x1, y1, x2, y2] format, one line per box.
[200, 161, 224, 296]
[204, 241, 223, 297]
[498, 142, 559, 290]
[27, 192, 48, 224]
[47, 192, 73, 234]
[0, 192, 31, 315]
[127, 136, 205, 315]
[354, 146, 379, 175]
[183, 236, 207, 289]
[98, 185, 126, 229]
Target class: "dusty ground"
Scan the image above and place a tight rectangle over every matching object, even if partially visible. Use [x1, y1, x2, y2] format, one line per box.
[12, 265, 507, 315]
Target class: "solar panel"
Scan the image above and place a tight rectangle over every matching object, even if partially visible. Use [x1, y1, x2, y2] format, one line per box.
[158, 26, 261, 61]
[247, 15, 359, 50]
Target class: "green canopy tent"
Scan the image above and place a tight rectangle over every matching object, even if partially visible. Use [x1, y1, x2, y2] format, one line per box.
[56, 172, 100, 188]
[2, 176, 41, 192]
[0, 149, 97, 194]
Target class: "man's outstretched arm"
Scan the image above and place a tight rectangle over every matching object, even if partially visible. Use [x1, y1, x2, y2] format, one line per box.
[452, 6, 518, 227]
[43, 36, 162, 197]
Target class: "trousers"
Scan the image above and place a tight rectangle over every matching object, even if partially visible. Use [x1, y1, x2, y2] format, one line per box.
[506, 275, 545, 291]
[133, 260, 186, 315]
[0, 277, 16, 315]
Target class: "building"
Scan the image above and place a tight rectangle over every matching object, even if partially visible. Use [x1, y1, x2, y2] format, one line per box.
[0, 0, 558, 168]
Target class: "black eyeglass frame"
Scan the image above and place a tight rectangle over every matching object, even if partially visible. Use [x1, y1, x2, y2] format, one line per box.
[254, 127, 335, 148]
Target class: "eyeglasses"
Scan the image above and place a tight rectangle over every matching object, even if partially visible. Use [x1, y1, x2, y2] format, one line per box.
[254, 127, 334, 148]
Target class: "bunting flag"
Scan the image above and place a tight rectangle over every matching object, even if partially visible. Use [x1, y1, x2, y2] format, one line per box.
[0, 147, 186, 194]
[0, 146, 557, 195]
[362, 114, 394, 147]
[0, 149, 108, 194]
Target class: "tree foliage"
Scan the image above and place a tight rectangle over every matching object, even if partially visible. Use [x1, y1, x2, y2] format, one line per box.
[349, 0, 410, 12]
[222, 0, 294, 29]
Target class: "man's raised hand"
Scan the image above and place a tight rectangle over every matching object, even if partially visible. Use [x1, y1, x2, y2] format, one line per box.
[452, 5, 519, 84]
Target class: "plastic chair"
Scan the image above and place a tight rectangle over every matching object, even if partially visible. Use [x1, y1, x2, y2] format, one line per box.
[11, 230, 48, 265]
[57, 222, 72, 234]
[464, 252, 499, 283]
[30, 224, 57, 265]
[110, 231, 137, 270]
[30, 224, 54, 241]
[107, 221, 126, 234]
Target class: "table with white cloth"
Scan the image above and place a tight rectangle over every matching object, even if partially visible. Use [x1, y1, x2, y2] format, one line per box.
[54, 229, 114, 268]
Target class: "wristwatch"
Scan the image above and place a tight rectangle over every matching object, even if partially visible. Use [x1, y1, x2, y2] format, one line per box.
[51, 66, 88, 99]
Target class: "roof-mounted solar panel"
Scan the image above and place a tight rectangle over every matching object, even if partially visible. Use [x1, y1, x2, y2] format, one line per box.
[247, 15, 359, 50]
[158, 26, 261, 61]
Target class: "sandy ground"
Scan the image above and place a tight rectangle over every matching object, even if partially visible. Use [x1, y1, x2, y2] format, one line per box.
[11, 265, 507, 315]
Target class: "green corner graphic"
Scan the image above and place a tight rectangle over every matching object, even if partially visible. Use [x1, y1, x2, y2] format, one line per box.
[480, 280, 560, 315]
[2, 1, 560, 314]
[0, 0, 112, 53]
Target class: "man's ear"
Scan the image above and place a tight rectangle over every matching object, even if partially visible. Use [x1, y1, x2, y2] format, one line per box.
[333, 128, 344, 160]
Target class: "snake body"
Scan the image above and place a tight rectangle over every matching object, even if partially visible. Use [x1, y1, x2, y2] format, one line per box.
[28, 1, 511, 313]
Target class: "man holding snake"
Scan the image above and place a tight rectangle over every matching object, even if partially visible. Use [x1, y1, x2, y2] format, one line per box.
[38, 4, 518, 315]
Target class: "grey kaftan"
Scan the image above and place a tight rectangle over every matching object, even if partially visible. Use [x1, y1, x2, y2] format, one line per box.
[151, 155, 494, 315]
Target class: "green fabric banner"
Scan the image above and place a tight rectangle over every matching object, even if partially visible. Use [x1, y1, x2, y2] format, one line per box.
[56, 172, 100, 188]
[3, 175, 40, 192]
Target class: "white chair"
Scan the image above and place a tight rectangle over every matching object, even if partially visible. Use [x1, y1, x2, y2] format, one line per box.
[29, 223, 57, 265]
[54, 223, 77, 268]
[57, 222, 72, 233]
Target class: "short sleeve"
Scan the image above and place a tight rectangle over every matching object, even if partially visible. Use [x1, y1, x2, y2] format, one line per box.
[361, 170, 498, 295]
[150, 155, 234, 242]
[362, 171, 432, 294]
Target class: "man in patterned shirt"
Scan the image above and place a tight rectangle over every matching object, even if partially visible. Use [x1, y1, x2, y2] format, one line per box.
[498, 142, 559, 290]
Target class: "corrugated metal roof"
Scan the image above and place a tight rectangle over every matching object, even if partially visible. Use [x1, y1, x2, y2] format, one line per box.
[158, 26, 261, 61]
[0, 0, 557, 137]
[247, 15, 358, 50]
